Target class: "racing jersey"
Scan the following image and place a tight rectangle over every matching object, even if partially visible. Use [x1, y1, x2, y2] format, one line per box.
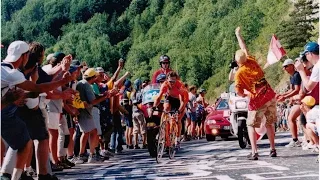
[160, 80, 189, 104]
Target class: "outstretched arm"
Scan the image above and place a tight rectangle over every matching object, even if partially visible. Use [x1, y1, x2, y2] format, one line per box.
[235, 27, 249, 56]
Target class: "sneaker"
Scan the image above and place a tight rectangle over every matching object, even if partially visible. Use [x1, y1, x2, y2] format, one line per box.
[285, 140, 301, 148]
[247, 153, 259, 160]
[58, 162, 71, 169]
[98, 151, 110, 160]
[79, 154, 88, 163]
[142, 144, 148, 149]
[88, 154, 102, 163]
[64, 158, 75, 167]
[0, 173, 11, 180]
[38, 174, 59, 180]
[105, 150, 115, 157]
[129, 145, 134, 149]
[134, 145, 140, 149]
[311, 146, 319, 153]
[19, 171, 34, 180]
[246, 152, 259, 158]
[270, 149, 277, 157]
[68, 156, 84, 164]
[51, 163, 64, 172]
[25, 166, 37, 176]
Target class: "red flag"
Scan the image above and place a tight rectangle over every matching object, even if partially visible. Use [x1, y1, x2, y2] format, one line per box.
[264, 35, 287, 69]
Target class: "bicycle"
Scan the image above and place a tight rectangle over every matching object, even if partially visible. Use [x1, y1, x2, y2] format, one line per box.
[155, 110, 179, 163]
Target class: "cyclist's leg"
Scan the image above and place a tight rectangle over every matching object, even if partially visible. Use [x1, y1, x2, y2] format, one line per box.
[163, 102, 171, 147]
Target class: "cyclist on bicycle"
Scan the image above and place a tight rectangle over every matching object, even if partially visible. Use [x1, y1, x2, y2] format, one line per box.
[151, 55, 173, 84]
[153, 71, 189, 148]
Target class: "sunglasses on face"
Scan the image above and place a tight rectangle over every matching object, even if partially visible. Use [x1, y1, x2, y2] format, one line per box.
[169, 80, 176, 83]
[283, 65, 289, 68]
[161, 62, 169, 65]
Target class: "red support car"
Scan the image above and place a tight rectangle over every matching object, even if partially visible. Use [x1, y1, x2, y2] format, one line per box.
[204, 97, 232, 141]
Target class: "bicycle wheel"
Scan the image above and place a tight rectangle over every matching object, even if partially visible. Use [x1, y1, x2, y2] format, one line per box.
[156, 121, 166, 163]
[168, 123, 177, 159]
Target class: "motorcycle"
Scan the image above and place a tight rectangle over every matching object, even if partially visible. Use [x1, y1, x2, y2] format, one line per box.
[228, 83, 250, 149]
[141, 84, 164, 157]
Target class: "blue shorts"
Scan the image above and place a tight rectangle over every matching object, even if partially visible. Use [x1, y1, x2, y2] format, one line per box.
[1, 105, 30, 150]
[124, 105, 133, 128]
[189, 112, 197, 122]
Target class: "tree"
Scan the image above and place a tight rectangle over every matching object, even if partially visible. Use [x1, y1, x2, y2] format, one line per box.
[277, 0, 319, 50]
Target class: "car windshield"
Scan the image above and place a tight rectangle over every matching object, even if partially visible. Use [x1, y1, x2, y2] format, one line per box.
[216, 99, 229, 110]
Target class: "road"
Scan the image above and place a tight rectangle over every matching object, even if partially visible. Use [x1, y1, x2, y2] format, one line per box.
[55, 132, 319, 180]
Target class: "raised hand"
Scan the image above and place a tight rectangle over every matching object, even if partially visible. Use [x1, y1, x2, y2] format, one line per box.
[119, 58, 124, 68]
[235, 26, 241, 35]
[62, 54, 72, 71]
[294, 60, 304, 72]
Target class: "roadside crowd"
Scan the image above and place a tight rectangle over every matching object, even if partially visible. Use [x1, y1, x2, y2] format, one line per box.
[0, 40, 210, 180]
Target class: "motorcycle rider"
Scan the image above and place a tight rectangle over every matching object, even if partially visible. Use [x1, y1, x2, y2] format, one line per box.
[151, 55, 173, 84]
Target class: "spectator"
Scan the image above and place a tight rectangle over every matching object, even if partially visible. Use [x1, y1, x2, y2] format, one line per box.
[233, 27, 277, 160]
[276, 59, 302, 147]
[131, 79, 147, 149]
[1, 41, 73, 180]
[76, 68, 117, 163]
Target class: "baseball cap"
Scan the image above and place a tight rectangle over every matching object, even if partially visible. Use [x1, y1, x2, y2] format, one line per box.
[46, 53, 54, 61]
[71, 59, 81, 67]
[301, 96, 316, 107]
[282, 59, 294, 67]
[301, 42, 319, 55]
[95, 67, 104, 73]
[83, 68, 98, 78]
[69, 66, 79, 73]
[199, 88, 206, 93]
[53, 52, 65, 60]
[4, 41, 29, 63]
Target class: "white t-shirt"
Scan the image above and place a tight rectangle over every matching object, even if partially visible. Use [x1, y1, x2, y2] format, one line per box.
[310, 61, 320, 83]
[42, 64, 53, 73]
[306, 105, 319, 123]
[188, 92, 197, 112]
[1, 64, 26, 97]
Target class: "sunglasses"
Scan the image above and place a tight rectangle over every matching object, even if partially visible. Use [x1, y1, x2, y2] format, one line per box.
[169, 80, 176, 83]
[283, 65, 289, 68]
[161, 62, 169, 65]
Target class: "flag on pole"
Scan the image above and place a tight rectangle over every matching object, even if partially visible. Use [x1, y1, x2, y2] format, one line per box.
[264, 34, 287, 69]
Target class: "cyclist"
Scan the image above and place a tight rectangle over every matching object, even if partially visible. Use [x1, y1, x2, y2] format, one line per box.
[151, 55, 173, 84]
[153, 71, 189, 148]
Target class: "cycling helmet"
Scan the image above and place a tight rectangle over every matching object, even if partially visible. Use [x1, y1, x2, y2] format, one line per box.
[159, 55, 170, 63]
[134, 78, 142, 90]
[156, 73, 166, 83]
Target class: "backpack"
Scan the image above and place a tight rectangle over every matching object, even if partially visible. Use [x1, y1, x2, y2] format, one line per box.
[196, 104, 204, 118]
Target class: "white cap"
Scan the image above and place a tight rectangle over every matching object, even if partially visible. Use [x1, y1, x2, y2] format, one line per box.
[282, 59, 294, 67]
[46, 53, 54, 61]
[95, 67, 105, 73]
[3, 41, 29, 63]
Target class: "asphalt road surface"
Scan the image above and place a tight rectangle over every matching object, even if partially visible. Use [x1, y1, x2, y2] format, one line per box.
[56, 132, 319, 180]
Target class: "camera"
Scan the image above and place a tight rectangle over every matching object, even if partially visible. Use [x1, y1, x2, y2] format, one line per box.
[229, 60, 238, 69]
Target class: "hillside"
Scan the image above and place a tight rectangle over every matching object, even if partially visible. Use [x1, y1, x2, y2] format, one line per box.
[1, 0, 318, 102]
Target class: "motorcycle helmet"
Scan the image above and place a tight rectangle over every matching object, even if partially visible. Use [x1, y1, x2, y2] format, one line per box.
[159, 55, 170, 64]
[156, 73, 166, 83]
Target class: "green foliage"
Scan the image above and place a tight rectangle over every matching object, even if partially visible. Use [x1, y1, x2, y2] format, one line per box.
[277, 0, 319, 50]
[2, 0, 318, 102]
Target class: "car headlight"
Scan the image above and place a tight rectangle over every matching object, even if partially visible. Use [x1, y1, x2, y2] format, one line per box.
[207, 120, 216, 124]
[235, 101, 247, 109]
